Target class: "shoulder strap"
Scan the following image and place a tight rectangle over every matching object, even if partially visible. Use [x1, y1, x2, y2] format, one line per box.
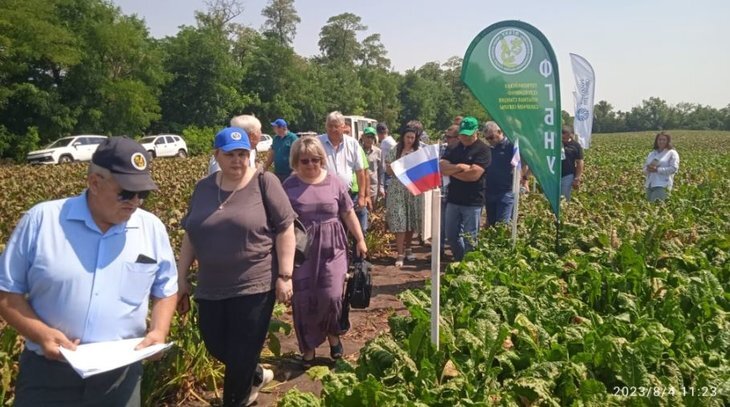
[258, 171, 274, 230]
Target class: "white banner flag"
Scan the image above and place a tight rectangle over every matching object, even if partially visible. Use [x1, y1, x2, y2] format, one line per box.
[570, 53, 595, 149]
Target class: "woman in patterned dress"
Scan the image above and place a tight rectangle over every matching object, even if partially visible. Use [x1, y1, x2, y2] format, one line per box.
[385, 127, 424, 267]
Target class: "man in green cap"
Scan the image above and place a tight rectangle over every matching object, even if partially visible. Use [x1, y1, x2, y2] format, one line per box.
[360, 127, 382, 204]
[439, 116, 491, 260]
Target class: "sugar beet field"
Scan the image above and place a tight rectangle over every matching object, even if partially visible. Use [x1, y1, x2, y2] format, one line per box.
[1, 130, 729, 406]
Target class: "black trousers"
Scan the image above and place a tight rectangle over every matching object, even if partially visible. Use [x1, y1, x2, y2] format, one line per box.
[196, 290, 275, 407]
[14, 349, 141, 407]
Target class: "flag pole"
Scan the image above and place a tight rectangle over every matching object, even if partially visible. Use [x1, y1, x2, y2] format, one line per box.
[430, 186, 441, 350]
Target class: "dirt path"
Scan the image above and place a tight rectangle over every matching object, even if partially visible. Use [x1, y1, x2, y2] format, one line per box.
[250, 243, 439, 406]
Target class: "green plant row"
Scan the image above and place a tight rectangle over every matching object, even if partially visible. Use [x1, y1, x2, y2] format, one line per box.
[279, 130, 730, 406]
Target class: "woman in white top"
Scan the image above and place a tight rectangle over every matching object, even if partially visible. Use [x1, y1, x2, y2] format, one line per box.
[643, 131, 680, 202]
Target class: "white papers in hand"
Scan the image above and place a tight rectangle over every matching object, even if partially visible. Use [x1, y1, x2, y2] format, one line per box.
[59, 338, 173, 379]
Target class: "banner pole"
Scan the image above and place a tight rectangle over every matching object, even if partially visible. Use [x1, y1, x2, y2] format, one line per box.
[430, 187, 441, 350]
[511, 166, 521, 250]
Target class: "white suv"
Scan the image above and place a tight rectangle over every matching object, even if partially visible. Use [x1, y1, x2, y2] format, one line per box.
[27, 135, 108, 164]
[138, 135, 188, 158]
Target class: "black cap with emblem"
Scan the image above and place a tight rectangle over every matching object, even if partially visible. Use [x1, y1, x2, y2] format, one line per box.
[92, 137, 158, 191]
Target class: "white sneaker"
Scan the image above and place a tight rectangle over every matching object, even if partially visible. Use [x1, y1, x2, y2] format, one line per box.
[405, 250, 416, 261]
[246, 367, 274, 406]
[395, 255, 405, 268]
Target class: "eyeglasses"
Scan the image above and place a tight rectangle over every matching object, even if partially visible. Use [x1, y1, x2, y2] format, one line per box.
[117, 190, 151, 201]
[299, 157, 321, 165]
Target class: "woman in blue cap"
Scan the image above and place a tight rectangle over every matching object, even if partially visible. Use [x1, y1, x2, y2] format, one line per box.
[177, 127, 297, 406]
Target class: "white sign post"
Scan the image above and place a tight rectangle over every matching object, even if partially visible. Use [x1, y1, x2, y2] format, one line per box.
[430, 187, 441, 349]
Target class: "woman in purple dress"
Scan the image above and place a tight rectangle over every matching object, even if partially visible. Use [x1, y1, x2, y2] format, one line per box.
[282, 137, 367, 366]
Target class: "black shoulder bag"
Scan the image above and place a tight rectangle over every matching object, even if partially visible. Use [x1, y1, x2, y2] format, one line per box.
[258, 172, 311, 267]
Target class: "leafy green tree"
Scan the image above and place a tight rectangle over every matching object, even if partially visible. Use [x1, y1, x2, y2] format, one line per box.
[674, 103, 725, 130]
[239, 36, 307, 129]
[0, 0, 80, 153]
[0, 0, 165, 159]
[359, 34, 390, 68]
[721, 104, 730, 130]
[261, 0, 301, 47]
[592, 100, 627, 133]
[625, 97, 675, 131]
[157, 15, 248, 131]
[399, 70, 438, 133]
[441, 56, 489, 126]
[359, 66, 401, 126]
[195, 0, 244, 34]
[317, 13, 366, 65]
[59, 7, 167, 136]
[561, 110, 574, 128]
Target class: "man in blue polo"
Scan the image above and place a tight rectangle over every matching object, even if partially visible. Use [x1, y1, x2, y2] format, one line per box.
[483, 121, 527, 227]
[265, 118, 298, 183]
[0, 137, 178, 406]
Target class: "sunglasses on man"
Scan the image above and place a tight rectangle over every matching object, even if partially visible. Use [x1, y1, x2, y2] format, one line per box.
[117, 190, 151, 201]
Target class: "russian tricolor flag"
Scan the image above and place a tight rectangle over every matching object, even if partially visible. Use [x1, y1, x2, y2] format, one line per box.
[390, 144, 441, 196]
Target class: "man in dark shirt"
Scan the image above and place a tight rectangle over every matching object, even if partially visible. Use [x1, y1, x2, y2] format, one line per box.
[483, 121, 523, 227]
[561, 125, 585, 201]
[440, 117, 491, 260]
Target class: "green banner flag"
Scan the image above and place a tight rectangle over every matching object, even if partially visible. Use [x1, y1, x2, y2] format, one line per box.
[462, 20, 562, 219]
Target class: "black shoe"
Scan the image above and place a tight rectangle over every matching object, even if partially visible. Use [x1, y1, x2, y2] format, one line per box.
[300, 351, 315, 369]
[330, 340, 344, 360]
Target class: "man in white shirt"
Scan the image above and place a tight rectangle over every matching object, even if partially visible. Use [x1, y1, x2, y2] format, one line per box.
[377, 122, 396, 196]
[318, 112, 369, 244]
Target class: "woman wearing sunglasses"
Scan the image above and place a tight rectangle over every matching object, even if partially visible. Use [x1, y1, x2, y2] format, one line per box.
[282, 137, 367, 366]
[176, 127, 297, 407]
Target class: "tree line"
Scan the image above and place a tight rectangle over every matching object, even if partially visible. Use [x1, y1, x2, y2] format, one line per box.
[1, 0, 729, 161]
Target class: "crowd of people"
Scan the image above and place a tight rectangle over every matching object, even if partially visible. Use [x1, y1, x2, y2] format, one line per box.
[0, 107, 680, 406]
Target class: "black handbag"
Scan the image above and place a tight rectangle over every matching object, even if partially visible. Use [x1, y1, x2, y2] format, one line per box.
[345, 259, 373, 309]
[259, 172, 311, 266]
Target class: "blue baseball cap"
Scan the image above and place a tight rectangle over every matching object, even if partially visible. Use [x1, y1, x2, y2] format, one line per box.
[214, 127, 251, 152]
[271, 118, 288, 128]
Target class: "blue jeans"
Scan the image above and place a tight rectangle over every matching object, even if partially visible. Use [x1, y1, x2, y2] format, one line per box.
[350, 193, 369, 234]
[445, 203, 482, 261]
[561, 174, 575, 201]
[485, 192, 514, 227]
[647, 187, 668, 202]
[350, 193, 368, 261]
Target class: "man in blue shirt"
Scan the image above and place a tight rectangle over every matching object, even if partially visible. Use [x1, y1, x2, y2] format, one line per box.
[0, 137, 178, 406]
[483, 121, 526, 227]
[265, 118, 299, 183]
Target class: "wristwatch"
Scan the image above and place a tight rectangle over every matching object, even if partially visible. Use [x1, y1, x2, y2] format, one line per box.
[278, 274, 292, 281]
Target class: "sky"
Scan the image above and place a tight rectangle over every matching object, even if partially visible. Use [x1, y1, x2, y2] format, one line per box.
[113, 0, 730, 113]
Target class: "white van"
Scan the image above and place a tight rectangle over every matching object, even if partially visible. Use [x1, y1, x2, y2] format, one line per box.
[343, 115, 377, 140]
